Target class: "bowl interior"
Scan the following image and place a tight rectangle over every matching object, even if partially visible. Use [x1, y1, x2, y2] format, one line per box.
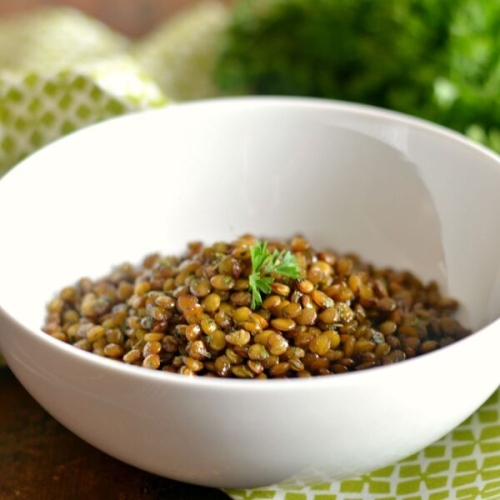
[1, 98, 500, 335]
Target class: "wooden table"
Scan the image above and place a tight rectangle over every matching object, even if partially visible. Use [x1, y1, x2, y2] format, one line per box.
[0, 367, 229, 500]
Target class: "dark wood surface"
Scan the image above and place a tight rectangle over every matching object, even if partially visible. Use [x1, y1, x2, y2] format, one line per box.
[0, 367, 229, 500]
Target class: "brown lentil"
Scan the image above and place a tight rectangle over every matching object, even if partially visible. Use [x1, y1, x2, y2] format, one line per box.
[185, 324, 202, 342]
[231, 365, 255, 379]
[43, 235, 472, 378]
[270, 317, 296, 332]
[270, 282, 291, 296]
[188, 340, 211, 360]
[225, 329, 251, 347]
[267, 332, 289, 356]
[210, 274, 235, 291]
[143, 341, 162, 356]
[295, 308, 317, 326]
[185, 357, 204, 372]
[318, 307, 340, 324]
[86, 325, 105, 343]
[269, 362, 290, 377]
[123, 349, 141, 364]
[247, 360, 264, 375]
[143, 354, 161, 369]
[248, 343, 270, 360]
[282, 302, 302, 319]
[309, 334, 331, 356]
[379, 320, 397, 336]
[104, 343, 125, 358]
[311, 289, 334, 309]
[297, 279, 314, 294]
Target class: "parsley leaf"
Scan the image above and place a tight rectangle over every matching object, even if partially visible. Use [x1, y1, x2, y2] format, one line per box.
[248, 240, 301, 309]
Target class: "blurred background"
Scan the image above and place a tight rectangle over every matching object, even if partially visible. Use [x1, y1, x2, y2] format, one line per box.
[0, 0, 228, 37]
[1, 0, 499, 171]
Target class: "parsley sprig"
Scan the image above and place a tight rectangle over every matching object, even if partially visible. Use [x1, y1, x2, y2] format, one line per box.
[248, 240, 301, 310]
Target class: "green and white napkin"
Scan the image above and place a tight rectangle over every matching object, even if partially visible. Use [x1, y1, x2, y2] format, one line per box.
[0, 6, 166, 176]
[225, 389, 500, 500]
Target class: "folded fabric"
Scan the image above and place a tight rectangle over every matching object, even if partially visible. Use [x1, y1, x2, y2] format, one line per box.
[132, 0, 229, 101]
[0, 6, 166, 176]
[0, 6, 128, 70]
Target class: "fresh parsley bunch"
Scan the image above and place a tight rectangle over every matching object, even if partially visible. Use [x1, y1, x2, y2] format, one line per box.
[215, 0, 450, 117]
[214, 0, 500, 152]
[432, 0, 500, 151]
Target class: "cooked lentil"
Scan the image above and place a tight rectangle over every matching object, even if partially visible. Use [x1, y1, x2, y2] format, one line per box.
[42, 235, 472, 378]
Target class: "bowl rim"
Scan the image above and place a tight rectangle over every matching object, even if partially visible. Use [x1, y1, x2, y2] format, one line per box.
[4, 95, 499, 174]
[2, 95, 500, 391]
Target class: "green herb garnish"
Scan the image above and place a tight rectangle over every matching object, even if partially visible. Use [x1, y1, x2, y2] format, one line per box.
[248, 240, 301, 310]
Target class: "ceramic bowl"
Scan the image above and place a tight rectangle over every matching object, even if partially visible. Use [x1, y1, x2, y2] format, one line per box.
[1, 97, 500, 489]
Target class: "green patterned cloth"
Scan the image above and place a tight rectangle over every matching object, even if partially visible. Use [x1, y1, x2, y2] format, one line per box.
[226, 389, 500, 500]
[0, 6, 166, 176]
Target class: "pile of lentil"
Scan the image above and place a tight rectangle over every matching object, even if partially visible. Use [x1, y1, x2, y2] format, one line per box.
[43, 235, 471, 378]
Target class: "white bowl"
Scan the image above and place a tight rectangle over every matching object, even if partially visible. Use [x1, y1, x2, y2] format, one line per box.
[1, 97, 500, 489]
